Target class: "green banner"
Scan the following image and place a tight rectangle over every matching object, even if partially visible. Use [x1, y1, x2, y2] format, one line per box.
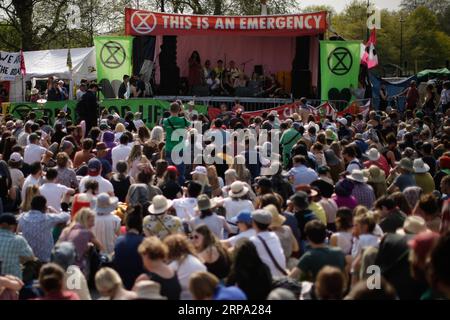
[3, 99, 207, 128]
[320, 40, 361, 102]
[94, 36, 134, 99]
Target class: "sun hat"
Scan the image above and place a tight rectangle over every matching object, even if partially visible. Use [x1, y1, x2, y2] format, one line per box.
[365, 165, 385, 184]
[93, 142, 110, 153]
[88, 158, 102, 174]
[9, 152, 23, 163]
[195, 194, 219, 211]
[337, 117, 348, 126]
[295, 184, 319, 197]
[134, 280, 167, 300]
[397, 158, 414, 172]
[148, 195, 173, 215]
[251, 209, 272, 226]
[396, 216, 427, 235]
[366, 148, 381, 161]
[346, 170, 368, 183]
[228, 181, 249, 198]
[95, 193, 119, 215]
[264, 204, 286, 228]
[413, 158, 430, 173]
[224, 168, 238, 178]
[191, 166, 207, 176]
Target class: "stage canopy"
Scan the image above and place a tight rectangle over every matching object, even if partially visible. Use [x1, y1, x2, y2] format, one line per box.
[125, 9, 328, 97]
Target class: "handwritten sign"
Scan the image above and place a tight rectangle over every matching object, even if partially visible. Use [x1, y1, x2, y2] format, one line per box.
[0, 51, 21, 81]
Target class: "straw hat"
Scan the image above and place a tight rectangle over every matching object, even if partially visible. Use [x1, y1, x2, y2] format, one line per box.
[396, 215, 427, 235]
[228, 181, 249, 198]
[148, 195, 173, 215]
[346, 170, 368, 183]
[95, 193, 119, 215]
[366, 148, 381, 161]
[397, 158, 414, 172]
[195, 194, 219, 211]
[134, 280, 167, 300]
[264, 204, 286, 228]
[413, 158, 430, 174]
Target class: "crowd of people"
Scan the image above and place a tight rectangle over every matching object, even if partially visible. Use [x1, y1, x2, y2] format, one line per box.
[0, 94, 450, 301]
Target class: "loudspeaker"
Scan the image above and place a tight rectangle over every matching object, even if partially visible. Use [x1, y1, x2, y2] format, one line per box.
[292, 70, 311, 99]
[159, 36, 180, 95]
[254, 65, 263, 76]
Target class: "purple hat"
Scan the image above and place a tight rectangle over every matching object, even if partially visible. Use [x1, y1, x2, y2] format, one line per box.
[102, 131, 115, 143]
[335, 179, 354, 197]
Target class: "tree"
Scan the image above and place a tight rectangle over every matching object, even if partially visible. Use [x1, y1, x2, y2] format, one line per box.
[400, 0, 450, 14]
[0, 0, 69, 51]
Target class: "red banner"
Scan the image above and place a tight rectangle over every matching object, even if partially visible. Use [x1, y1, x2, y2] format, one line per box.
[125, 8, 327, 36]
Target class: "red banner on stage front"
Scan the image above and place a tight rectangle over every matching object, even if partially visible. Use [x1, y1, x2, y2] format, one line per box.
[125, 8, 327, 36]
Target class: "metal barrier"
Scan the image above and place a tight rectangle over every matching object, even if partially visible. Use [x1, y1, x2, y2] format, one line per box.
[154, 95, 293, 111]
[155, 95, 373, 113]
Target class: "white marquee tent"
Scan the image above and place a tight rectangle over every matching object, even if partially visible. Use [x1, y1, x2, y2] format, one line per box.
[9, 47, 97, 102]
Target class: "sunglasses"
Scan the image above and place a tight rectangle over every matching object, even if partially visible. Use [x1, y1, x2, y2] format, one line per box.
[190, 235, 199, 240]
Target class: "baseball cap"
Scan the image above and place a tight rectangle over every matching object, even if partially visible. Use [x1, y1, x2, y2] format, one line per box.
[167, 165, 178, 174]
[251, 209, 272, 225]
[88, 158, 102, 173]
[9, 152, 23, 162]
[0, 213, 18, 225]
[231, 211, 252, 225]
[214, 285, 247, 300]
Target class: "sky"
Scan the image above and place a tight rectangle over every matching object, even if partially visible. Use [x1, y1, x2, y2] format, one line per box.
[298, 0, 403, 12]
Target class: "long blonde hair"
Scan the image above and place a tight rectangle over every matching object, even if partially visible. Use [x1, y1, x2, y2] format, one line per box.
[207, 166, 221, 196]
[230, 155, 248, 182]
[21, 185, 40, 212]
[127, 144, 143, 164]
[64, 208, 95, 234]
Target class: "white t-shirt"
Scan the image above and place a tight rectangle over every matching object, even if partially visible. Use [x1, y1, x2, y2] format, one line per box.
[251, 231, 286, 278]
[191, 214, 228, 239]
[39, 182, 70, 212]
[222, 198, 254, 233]
[92, 213, 121, 255]
[351, 234, 380, 258]
[172, 197, 197, 220]
[18, 132, 29, 147]
[226, 228, 256, 247]
[111, 144, 132, 172]
[21, 175, 42, 200]
[79, 175, 114, 195]
[24, 143, 47, 164]
[169, 255, 206, 300]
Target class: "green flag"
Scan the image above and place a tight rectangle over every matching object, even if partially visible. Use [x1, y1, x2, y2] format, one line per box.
[320, 41, 361, 102]
[94, 36, 133, 99]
